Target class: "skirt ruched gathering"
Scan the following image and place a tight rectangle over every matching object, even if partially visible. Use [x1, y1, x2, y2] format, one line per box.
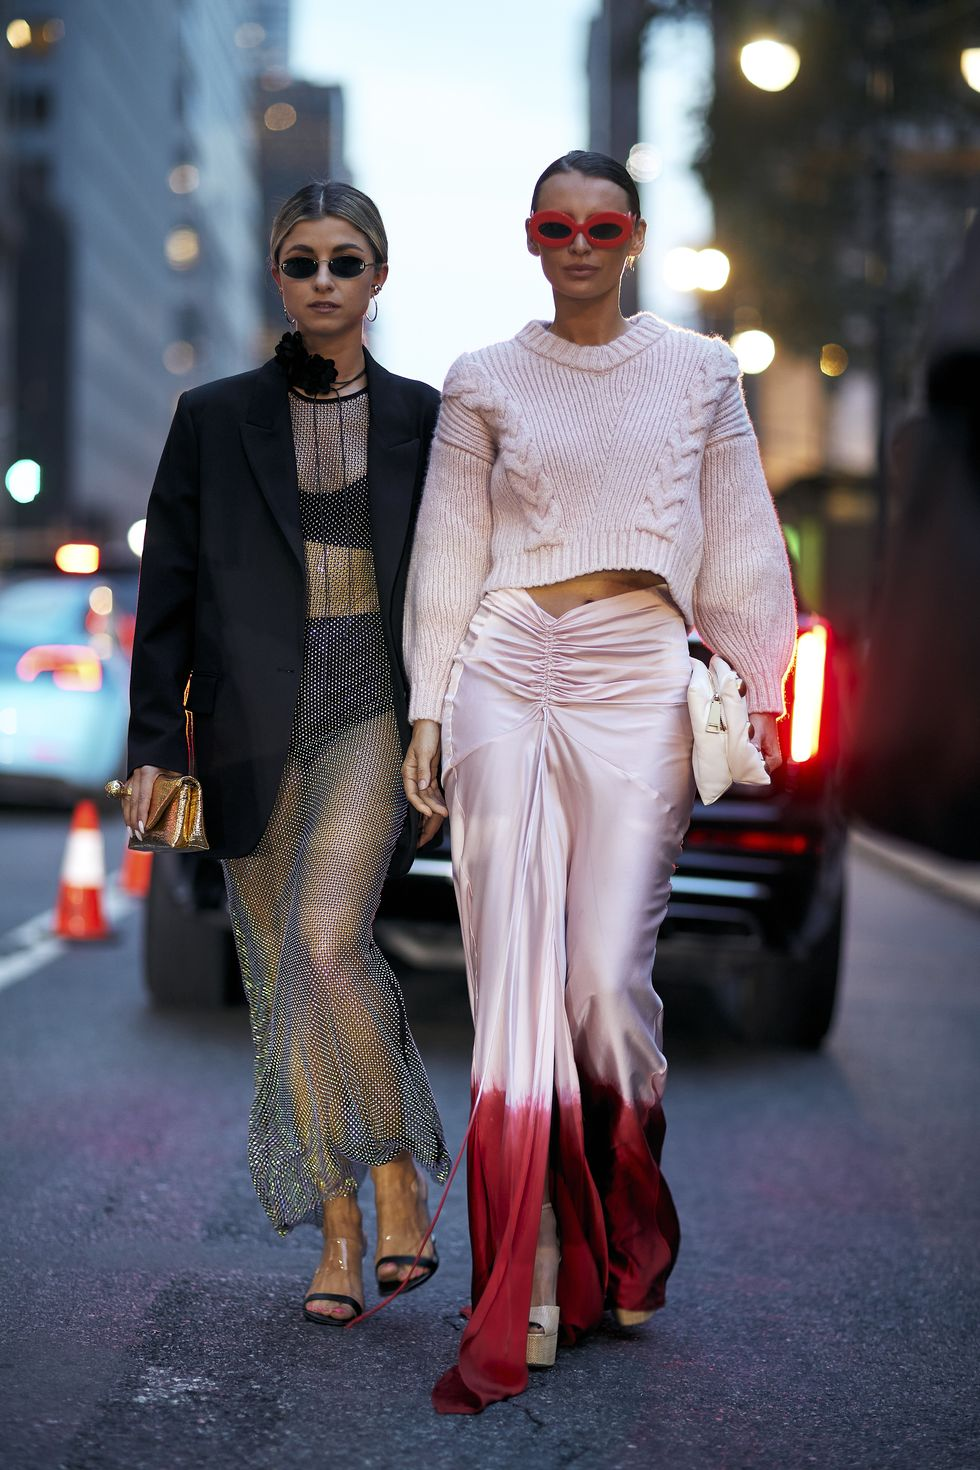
[433, 586, 695, 1414]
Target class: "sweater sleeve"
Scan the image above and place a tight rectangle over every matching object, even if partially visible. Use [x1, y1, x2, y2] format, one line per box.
[693, 346, 797, 714]
[404, 354, 496, 722]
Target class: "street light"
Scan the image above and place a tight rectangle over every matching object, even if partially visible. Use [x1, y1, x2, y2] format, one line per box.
[731, 329, 776, 374]
[663, 246, 731, 293]
[696, 249, 731, 292]
[740, 39, 801, 92]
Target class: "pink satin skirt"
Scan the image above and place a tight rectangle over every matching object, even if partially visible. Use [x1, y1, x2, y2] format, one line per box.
[433, 586, 695, 1414]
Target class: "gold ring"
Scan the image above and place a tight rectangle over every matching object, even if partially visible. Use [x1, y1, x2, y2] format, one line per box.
[124, 784, 133, 797]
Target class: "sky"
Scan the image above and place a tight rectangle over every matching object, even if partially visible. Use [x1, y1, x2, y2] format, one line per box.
[289, 0, 713, 388]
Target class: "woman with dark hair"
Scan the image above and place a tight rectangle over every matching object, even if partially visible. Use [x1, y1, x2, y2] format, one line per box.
[403, 150, 796, 1412]
[123, 181, 450, 1325]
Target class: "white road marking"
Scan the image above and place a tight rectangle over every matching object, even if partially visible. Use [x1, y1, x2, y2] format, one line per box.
[0, 879, 137, 994]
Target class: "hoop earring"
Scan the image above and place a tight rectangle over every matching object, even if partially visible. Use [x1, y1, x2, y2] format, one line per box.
[366, 292, 379, 324]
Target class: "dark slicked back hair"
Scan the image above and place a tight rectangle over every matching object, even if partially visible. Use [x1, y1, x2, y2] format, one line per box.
[530, 150, 641, 217]
[269, 180, 388, 267]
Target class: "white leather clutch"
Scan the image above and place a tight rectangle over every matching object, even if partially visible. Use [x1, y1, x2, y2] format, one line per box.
[687, 655, 770, 805]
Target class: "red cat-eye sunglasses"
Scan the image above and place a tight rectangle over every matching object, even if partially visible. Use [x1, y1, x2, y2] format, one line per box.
[527, 210, 636, 249]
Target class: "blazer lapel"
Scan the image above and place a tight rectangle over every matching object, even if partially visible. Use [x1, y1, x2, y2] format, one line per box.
[240, 359, 304, 569]
[365, 351, 421, 620]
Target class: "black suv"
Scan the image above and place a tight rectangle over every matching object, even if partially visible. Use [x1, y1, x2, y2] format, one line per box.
[143, 604, 845, 1048]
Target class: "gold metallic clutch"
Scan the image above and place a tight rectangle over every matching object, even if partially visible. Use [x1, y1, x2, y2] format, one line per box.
[105, 771, 209, 852]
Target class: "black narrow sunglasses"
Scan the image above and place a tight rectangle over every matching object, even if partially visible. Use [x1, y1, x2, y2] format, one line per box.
[279, 254, 384, 280]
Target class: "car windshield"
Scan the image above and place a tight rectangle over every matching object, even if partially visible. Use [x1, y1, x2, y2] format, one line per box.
[0, 579, 89, 644]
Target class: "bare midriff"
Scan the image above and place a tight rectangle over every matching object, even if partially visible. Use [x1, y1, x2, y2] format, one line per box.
[525, 569, 667, 619]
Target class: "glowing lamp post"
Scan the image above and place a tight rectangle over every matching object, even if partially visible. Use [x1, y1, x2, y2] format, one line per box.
[962, 49, 980, 92]
[663, 247, 731, 294]
[739, 39, 801, 92]
[731, 330, 776, 374]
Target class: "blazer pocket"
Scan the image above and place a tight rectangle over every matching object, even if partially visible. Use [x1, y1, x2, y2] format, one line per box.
[184, 671, 219, 714]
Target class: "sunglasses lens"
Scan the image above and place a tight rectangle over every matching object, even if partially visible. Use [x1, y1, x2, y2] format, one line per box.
[329, 256, 368, 278]
[588, 222, 627, 242]
[280, 257, 317, 279]
[537, 221, 573, 241]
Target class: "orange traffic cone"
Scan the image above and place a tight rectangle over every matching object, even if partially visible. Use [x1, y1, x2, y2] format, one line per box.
[53, 799, 111, 940]
[118, 843, 153, 898]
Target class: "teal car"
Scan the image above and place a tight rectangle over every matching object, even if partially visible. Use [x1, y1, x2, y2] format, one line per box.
[0, 571, 138, 800]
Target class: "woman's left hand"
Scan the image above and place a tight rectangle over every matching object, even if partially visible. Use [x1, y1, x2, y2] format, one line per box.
[748, 712, 782, 774]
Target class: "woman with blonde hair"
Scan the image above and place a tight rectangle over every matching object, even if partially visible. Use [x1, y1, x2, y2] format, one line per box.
[403, 150, 795, 1412]
[124, 181, 450, 1324]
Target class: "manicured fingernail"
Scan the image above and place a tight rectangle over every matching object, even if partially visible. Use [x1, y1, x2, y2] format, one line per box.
[419, 779, 428, 790]
[137, 821, 145, 834]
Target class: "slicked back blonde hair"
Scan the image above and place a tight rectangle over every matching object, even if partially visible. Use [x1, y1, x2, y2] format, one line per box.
[270, 180, 388, 266]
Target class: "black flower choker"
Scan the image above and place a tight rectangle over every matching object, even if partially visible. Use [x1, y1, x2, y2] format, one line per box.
[274, 331, 339, 396]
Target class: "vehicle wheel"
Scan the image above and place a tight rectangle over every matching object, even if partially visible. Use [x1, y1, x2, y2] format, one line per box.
[144, 853, 240, 1008]
[736, 893, 845, 1049]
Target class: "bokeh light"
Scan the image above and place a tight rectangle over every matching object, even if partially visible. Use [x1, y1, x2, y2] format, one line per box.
[820, 343, 849, 377]
[165, 227, 200, 269]
[740, 39, 801, 92]
[626, 143, 662, 183]
[5, 19, 31, 48]
[4, 458, 41, 504]
[55, 543, 100, 574]
[41, 18, 64, 43]
[663, 246, 730, 292]
[264, 103, 297, 132]
[88, 586, 114, 616]
[235, 22, 265, 48]
[663, 247, 701, 293]
[962, 49, 980, 93]
[696, 248, 731, 291]
[163, 341, 197, 374]
[127, 520, 147, 558]
[169, 163, 200, 194]
[731, 329, 776, 373]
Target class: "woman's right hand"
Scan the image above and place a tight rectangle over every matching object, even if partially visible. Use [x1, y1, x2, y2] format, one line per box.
[121, 765, 164, 841]
[402, 719, 449, 847]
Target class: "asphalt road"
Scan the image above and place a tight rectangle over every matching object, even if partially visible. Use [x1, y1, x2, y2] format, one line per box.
[1, 811, 978, 1470]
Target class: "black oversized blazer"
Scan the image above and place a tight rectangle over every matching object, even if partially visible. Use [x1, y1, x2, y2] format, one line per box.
[127, 351, 440, 871]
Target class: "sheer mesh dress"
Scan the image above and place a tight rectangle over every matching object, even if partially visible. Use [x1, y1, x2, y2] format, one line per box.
[224, 386, 450, 1234]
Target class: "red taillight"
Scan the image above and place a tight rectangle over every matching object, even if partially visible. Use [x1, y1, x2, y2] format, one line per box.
[16, 644, 103, 692]
[686, 828, 813, 854]
[789, 624, 828, 764]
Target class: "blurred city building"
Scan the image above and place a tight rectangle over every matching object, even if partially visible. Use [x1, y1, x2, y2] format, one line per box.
[698, 0, 980, 635]
[587, 0, 647, 318]
[1, 1, 267, 544]
[255, 77, 350, 356]
[597, 1, 980, 640]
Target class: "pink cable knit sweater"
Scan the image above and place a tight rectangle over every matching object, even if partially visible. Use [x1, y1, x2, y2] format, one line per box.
[405, 312, 797, 720]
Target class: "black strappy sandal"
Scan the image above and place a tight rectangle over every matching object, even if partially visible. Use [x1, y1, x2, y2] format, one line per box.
[374, 1244, 439, 1297]
[304, 1230, 365, 1324]
[303, 1291, 363, 1325]
[373, 1160, 439, 1297]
